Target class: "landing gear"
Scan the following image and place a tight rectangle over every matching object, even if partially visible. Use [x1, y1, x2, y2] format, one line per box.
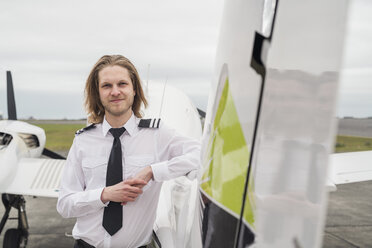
[0, 194, 29, 248]
[3, 229, 22, 247]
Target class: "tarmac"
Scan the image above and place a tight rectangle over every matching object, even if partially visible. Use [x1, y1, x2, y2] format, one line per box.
[0, 197, 75, 248]
[1, 181, 372, 247]
[323, 181, 372, 248]
[338, 118, 372, 138]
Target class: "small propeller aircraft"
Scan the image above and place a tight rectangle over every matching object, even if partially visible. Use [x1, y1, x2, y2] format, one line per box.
[0, 71, 66, 247]
[1, 0, 372, 248]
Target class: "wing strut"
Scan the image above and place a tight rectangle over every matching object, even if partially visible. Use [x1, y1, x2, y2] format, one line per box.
[42, 148, 65, 159]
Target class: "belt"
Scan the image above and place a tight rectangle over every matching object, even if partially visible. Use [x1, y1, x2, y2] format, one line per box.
[74, 239, 147, 248]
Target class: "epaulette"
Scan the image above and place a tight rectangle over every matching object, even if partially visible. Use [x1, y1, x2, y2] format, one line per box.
[138, 118, 161, 128]
[75, 123, 96, 135]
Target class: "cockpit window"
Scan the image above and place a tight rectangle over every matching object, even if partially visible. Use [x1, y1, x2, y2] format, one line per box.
[0, 132, 13, 147]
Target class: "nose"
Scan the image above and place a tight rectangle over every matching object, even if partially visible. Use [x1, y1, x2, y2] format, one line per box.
[111, 85, 120, 96]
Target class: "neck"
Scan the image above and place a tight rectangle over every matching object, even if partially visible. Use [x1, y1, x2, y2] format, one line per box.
[105, 111, 132, 128]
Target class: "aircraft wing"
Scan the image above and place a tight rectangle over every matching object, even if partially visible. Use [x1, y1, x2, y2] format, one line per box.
[330, 150, 372, 185]
[1, 158, 65, 198]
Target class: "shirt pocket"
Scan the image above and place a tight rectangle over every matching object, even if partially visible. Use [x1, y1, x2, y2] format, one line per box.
[82, 157, 107, 188]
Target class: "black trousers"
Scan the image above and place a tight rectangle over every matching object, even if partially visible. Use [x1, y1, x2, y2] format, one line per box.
[74, 239, 95, 248]
[74, 239, 147, 248]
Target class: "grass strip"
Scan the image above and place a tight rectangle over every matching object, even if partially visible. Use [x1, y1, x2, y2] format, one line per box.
[31, 123, 86, 151]
[335, 135, 372, 153]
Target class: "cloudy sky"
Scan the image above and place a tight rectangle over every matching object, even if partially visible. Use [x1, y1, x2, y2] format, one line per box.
[0, 0, 371, 119]
[339, 0, 372, 118]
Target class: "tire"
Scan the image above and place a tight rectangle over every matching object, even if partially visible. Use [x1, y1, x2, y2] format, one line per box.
[3, 228, 22, 248]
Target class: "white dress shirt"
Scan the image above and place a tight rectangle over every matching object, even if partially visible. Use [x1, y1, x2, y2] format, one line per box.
[57, 113, 200, 248]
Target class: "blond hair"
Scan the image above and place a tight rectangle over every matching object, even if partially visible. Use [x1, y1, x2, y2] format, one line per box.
[84, 55, 148, 123]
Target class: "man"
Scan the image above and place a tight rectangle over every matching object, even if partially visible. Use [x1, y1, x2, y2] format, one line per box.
[57, 55, 200, 248]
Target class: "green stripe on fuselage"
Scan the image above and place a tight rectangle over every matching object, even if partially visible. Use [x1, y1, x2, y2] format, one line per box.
[201, 78, 255, 226]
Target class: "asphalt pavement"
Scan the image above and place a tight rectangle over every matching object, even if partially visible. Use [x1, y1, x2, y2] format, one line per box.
[1, 181, 372, 247]
[323, 181, 372, 248]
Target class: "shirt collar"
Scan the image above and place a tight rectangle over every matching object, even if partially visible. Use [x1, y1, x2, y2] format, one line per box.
[124, 113, 136, 136]
[102, 112, 137, 137]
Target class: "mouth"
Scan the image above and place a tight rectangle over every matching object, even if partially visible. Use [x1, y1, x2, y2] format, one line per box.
[110, 99, 124, 103]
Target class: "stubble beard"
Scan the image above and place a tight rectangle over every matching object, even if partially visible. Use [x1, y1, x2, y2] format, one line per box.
[102, 99, 133, 118]
[105, 104, 131, 117]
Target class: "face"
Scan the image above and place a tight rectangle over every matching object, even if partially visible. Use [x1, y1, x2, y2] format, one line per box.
[98, 65, 136, 120]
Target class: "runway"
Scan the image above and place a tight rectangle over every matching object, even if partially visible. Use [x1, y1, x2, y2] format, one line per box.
[1, 181, 372, 247]
[323, 180, 372, 247]
[338, 118, 372, 138]
[0, 197, 75, 248]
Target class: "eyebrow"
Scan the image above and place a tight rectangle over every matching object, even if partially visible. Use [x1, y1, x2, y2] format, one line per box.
[99, 80, 129, 85]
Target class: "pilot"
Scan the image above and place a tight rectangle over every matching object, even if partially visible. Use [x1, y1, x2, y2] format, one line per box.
[57, 55, 201, 248]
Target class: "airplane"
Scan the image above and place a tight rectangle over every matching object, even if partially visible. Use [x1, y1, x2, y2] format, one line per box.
[193, 0, 372, 247]
[0, 71, 67, 247]
[2, 0, 372, 248]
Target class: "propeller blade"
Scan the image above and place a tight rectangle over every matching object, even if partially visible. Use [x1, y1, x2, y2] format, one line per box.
[6, 71, 17, 120]
[42, 148, 66, 159]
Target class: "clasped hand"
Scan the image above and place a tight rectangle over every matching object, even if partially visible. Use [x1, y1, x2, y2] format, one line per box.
[101, 166, 153, 205]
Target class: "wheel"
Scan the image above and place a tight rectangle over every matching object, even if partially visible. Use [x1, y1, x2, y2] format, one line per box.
[3, 228, 22, 248]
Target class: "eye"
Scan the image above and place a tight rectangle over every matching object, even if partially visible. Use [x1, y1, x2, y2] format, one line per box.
[101, 84, 110, 88]
[119, 81, 128, 86]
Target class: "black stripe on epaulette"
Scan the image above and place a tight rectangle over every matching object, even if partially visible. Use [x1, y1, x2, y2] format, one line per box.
[156, 118, 161, 128]
[138, 118, 161, 128]
[75, 123, 96, 135]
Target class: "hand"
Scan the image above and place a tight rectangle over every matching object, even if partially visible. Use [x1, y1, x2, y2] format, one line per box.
[101, 179, 147, 204]
[132, 166, 153, 184]
[119, 166, 153, 205]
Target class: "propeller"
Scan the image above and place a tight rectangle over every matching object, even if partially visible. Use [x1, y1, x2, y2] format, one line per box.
[6, 71, 66, 160]
[6, 71, 17, 120]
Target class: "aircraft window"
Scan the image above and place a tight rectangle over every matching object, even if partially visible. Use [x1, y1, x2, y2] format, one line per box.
[18, 133, 40, 148]
[0, 132, 13, 147]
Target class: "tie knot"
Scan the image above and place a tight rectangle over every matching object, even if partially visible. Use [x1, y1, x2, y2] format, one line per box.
[109, 127, 126, 138]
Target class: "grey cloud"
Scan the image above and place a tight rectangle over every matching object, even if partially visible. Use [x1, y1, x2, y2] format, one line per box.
[0, 0, 371, 119]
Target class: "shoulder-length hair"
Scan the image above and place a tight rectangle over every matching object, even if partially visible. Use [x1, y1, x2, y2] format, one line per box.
[85, 55, 148, 124]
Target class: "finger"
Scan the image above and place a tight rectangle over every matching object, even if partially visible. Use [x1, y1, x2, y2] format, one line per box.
[123, 196, 136, 202]
[125, 191, 140, 198]
[127, 186, 143, 194]
[124, 178, 147, 186]
[132, 184, 145, 189]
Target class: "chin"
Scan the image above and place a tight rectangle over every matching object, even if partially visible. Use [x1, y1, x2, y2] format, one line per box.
[108, 108, 132, 117]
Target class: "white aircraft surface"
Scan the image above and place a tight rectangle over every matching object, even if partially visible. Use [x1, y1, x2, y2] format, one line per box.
[196, 0, 372, 248]
[1, 0, 372, 248]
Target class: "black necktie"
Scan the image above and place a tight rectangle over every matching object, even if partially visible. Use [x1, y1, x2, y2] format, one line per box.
[103, 127, 125, 236]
